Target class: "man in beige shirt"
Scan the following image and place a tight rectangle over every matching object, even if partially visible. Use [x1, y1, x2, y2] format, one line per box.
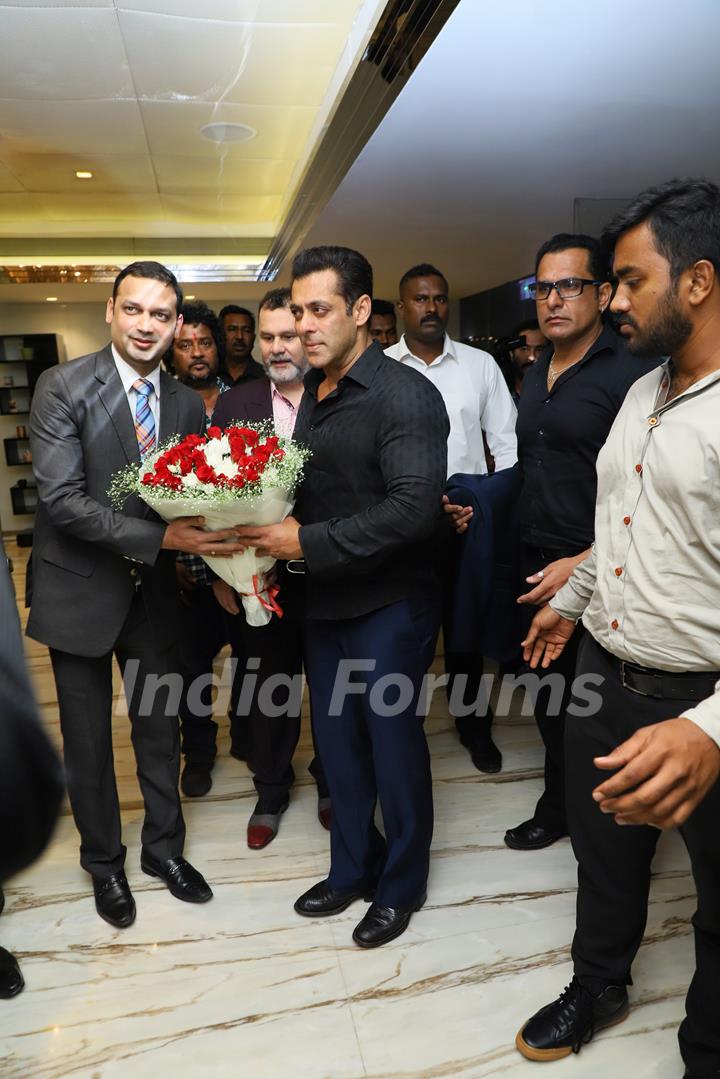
[515, 179, 720, 1079]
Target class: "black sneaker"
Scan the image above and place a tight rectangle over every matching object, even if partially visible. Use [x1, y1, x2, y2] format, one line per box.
[516, 976, 629, 1061]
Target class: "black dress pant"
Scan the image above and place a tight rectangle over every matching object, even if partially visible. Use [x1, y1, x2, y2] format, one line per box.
[568, 634, 720, 1078]
[178, 584, 246, 767]
[50, 589, 185, 879]
[520, 543, 586, 833]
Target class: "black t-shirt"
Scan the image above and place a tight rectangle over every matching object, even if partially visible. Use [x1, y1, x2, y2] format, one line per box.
[516, 325, 660, 552]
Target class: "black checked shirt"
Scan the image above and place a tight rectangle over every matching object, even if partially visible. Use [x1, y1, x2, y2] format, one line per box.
[294, 341, 450, 620]
[516, 325, 661, 552]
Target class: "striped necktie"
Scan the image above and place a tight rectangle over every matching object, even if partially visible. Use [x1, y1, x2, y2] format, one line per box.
[133, 378, 156, 458]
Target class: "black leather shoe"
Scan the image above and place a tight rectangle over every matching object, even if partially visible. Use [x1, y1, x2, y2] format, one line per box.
[352, 892, 427, 948]
[92, 871, 136, 928]
[460, 732, 502, 773]
[294, 880, 374, 918]
[181, 762, 213, 798]
[516, 976, 629, 1060]
[0, 946, 23, 999]
[140, 854, 213, 903]
[504, 818, 567, 851]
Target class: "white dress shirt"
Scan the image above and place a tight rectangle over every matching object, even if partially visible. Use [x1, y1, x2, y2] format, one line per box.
[551, 360, 720, 746]
[112, 345, 161, 434]
[385, 334, 517, 478]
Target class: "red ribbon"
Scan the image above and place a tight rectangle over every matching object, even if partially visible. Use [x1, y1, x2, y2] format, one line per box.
[240, 574, 284, 618]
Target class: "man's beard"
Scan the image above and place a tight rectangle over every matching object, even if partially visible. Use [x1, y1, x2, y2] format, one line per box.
[266, 358, 306, 384]
[616, 287, 692, 358]
[181, 370, 216, 389]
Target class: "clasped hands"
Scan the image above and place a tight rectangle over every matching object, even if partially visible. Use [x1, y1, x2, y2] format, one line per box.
[162, 515, 303, 560]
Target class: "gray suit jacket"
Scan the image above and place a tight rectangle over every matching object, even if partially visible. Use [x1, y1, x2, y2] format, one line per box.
[27, 345, 205, 657]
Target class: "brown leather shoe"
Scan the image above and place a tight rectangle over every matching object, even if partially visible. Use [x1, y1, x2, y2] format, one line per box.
[317, 797, 332, 831]
[247, 801, 288, 850]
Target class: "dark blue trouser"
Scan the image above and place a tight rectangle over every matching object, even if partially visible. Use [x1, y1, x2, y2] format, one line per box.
[304, 596, 440, 909]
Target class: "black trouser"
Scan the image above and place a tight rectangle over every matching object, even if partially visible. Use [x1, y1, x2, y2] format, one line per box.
[520, 543, 586, 833]
[229, 600, 327, 809]
[177, 585, 246, 767]
[568, 634, 720, 1078]
[440, 530, 493, 741]
[50, 589, 185, 878]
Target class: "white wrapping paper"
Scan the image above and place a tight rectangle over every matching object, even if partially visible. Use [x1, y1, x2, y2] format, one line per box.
[140, 486, 294, 626]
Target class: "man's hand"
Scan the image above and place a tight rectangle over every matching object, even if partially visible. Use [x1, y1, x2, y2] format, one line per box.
[442, 494, 473, 535]
[212, 579, 240, 616]
[234, 516, 303, 560]
[522, 606, 576, 669]
[161, 516, 247, 557]
[517, 551, 590, 606]
[592, 718, 720, 829]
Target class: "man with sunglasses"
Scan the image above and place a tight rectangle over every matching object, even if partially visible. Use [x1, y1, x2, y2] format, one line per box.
[504, 234, 660, 853]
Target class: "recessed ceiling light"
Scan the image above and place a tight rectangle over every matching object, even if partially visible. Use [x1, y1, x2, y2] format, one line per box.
[185, 294, 195, 300]
[75, 170, 93, 179]
[46, 296, 58, 302]
[200, 122, 256, 144]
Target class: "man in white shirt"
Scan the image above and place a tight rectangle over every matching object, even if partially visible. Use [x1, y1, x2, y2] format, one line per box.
[386, 264, 517, 772]
[515, 179, 720, 1078]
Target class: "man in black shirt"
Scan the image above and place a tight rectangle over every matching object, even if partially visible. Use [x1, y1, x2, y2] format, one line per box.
[506, 234, 659, 852]
[218, 305, 266, 385]
[236, 245, 449, 947]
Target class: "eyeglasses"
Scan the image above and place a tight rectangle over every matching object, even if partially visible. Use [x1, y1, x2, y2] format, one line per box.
[175, 338, 215, 352]
[529, 277, 603, 301]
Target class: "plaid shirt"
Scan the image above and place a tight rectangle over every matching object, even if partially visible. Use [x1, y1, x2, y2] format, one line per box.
[176, 378, 229, 588]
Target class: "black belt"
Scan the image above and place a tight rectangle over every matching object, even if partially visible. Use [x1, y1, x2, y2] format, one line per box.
[618, 659, 720, 701]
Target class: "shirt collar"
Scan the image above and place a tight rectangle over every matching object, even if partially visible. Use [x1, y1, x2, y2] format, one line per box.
[304, 340, 386, 396]
[397, 332, 455, 366]
[112, 344, 161, 398]
[536, 322, 619, 372]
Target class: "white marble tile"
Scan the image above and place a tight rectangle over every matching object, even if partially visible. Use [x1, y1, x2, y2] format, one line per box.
[1, 543, 699, 1079]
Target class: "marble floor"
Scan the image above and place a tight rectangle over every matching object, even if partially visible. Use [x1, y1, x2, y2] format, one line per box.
[1, 542, 695, 1078]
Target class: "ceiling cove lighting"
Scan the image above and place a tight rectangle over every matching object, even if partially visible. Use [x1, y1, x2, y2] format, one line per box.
[46, 296, 58, 302]
[75, 170, 93, 179]
[200, 122, 256, 144]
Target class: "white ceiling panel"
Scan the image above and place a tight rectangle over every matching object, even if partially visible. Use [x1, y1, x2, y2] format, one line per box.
[36, 192, 166, 223]
[0, 193, 46, 224]
[153, 155, 290, 195]
[120, 12, 346, 107]
[0, 100, 148, 155]
[160, 192, 281, 228]
[1, 154, 158, 194]
[140, 101, 315, 161]
[117, 0, 362, 23]
[0, 7, 133, 100]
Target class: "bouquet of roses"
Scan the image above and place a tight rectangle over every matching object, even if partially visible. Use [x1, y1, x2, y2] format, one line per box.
[109, 423, 309, 626]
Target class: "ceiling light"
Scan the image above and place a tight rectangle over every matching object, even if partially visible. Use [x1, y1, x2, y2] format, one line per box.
[200, 122, 256, 144]
[46, 296, 58, 302]
[185, 294, 195, 300]
[75, 170, 93, 179]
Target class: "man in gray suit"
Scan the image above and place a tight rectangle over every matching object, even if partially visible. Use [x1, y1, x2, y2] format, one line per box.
[28, 261, 243, 928]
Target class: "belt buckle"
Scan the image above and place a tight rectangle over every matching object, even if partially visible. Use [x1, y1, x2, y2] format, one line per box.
[620, 660, 663, 698]
[286, 559, 306, 575]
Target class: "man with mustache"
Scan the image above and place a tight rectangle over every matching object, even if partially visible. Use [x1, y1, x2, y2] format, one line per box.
[516, 178, 720, 1077]
[507, 319, 548, 403]
[369, 298, 399, 347]
[385, 263, 518, 774]
[169, 301, 249, 798]
[506, 234, 660, 854]
[28, 263, 244, 926]
[210, 287, 330, 847]
[218, 305, 266, 386]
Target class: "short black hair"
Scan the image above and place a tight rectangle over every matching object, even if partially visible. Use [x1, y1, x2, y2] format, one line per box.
[258, 287, 291, 314]
[399, 263, 448, 295]
[534, 233, 608, 283]
[218, 305, 256, 333]
[602, 177, 720, 281]
[291, 245, 373, 313]
[512, 318, 541, 337]
[371, 298, 396, 319]
[178, 300, 224, 361]
[112, 260, 183, 313]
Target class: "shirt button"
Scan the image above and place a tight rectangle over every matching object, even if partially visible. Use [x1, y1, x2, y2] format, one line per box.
[544, 398, 550, 405]
[614, 567, 623, 577]
[309, 424, 315, 430]
[623, 516, 631, 525]
[611, 619, 619, 630]
[648, 416, 658, 426]
[129, 567, 138, 577]
[635, 463, 643, 474]
[538, 428, 544, 436]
